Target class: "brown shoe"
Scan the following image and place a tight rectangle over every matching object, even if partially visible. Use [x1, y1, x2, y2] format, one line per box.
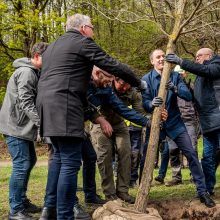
[165, 179, 182, 187]
[105, 194, 118, 201]
[116, 192, 135, 204]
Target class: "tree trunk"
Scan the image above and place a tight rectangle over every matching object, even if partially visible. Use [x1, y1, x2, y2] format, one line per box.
[134, 40, 174, 213]
[134, 1, 187, 213]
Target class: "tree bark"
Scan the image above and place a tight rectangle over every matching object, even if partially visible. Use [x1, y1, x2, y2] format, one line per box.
[134, 40, 174, 213]
[134, 0, 187, 213]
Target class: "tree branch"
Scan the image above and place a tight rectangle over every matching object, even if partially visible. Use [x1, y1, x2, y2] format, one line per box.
[180, 0, 202, 30]
[180, 41, 195, 58]
[148, 0, 157, 22]
[181, 21, 219, 34]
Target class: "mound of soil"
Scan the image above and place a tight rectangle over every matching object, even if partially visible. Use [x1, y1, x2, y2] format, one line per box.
[149, 199, 220, 220]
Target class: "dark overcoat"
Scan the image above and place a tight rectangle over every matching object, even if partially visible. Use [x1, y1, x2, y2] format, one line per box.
[181, 55, 220, 134]
[37, 29, 141, 138]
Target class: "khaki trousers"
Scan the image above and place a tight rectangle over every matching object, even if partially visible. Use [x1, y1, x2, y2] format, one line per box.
[90, 121, 131, 196]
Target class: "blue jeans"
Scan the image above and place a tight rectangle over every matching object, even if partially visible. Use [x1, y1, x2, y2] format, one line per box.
[44, 137, 82, 220]
[5, 136, 36, 214]
[201, 129, 220, 193]
[46, 137, 97, 205]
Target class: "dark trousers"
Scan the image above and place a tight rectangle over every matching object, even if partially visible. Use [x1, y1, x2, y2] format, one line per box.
[140, 130, 207, 196]
[129, 129, 142, 183]
[46, 137, 97, 206]
[201, 129, 220, 193]
[82, 137, 97, 201]
[158, 140, 169, 179]
[44, 137, 82, 220]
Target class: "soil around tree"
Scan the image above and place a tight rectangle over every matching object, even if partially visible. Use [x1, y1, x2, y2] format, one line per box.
[147, 199, 220, 220]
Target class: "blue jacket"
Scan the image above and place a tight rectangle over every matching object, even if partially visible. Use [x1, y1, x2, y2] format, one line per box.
[142, 69, 192, 139]
[87, 82, 148, 126]
[181, 55, 220, 134]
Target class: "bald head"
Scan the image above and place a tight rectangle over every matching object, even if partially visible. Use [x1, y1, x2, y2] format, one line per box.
[92, 66, 114, 87]
[196, 48, 214, 64]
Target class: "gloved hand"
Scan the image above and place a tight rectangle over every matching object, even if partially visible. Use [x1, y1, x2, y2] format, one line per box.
[151, 96, 163, 107]
[166, 80, 177, 93]
[165, 53, 183, 65]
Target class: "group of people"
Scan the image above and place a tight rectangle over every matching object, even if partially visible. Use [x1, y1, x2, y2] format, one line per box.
[0, 12, 219, 220]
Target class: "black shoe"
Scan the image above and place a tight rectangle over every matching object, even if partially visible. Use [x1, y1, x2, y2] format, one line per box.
[74, 203, 91, 220]
[165, 179, 182, 187]
[23, 198, 41, 213]
[116, 192, 135, 204]
[105, 194, 118, 201]
[154, 176, 164, 184]
[199, 193, 216, 208]
[85, 194, 106, 205]
[39, 207, 57, 220]
[9, 209, 33, 220]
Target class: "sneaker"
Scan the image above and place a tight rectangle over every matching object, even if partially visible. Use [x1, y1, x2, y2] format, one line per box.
[199, 192, 216, 208]
[74, 203, 91, 220]
[39, 207, 57, 220]
[23, 198, 41, 213]
[116, 192, 135, 204]
[165, 179, 182, 187]
[105, 194, 118, 201]
[9, 209, 33, 220]
[154, 176, 164, 184]
[85, 194, 106, 205]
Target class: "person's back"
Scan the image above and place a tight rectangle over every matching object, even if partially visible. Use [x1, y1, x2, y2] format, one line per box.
[37, 13, 145, 220]
[0, 42, 48, 220]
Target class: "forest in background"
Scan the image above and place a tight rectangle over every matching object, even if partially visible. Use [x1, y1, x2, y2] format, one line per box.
[0, 0, 219, 104]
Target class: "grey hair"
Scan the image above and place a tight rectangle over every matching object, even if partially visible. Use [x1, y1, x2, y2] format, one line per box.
[66, 13, 91, 31]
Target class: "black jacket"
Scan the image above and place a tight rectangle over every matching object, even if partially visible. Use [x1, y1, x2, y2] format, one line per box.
[36, 29, 141, 138]
[181, 55, 220, 134]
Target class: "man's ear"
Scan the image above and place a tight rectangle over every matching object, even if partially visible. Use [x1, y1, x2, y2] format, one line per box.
[150, 59, 154, 65]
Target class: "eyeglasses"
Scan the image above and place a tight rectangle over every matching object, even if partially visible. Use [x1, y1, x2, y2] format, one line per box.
[84, 24, 94, 30]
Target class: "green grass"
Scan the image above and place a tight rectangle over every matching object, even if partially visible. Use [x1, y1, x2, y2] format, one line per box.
[0, 139, 220, 219]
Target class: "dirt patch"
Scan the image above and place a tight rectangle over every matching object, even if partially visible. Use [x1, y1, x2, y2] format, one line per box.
[148, 199, 220, 220]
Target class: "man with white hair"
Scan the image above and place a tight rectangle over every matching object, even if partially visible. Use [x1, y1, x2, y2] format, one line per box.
[166, 48, 220, 197]
[37, 13, 145, 220]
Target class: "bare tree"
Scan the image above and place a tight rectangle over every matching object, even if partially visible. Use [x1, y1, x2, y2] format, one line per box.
[81, 0, 220, 213]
